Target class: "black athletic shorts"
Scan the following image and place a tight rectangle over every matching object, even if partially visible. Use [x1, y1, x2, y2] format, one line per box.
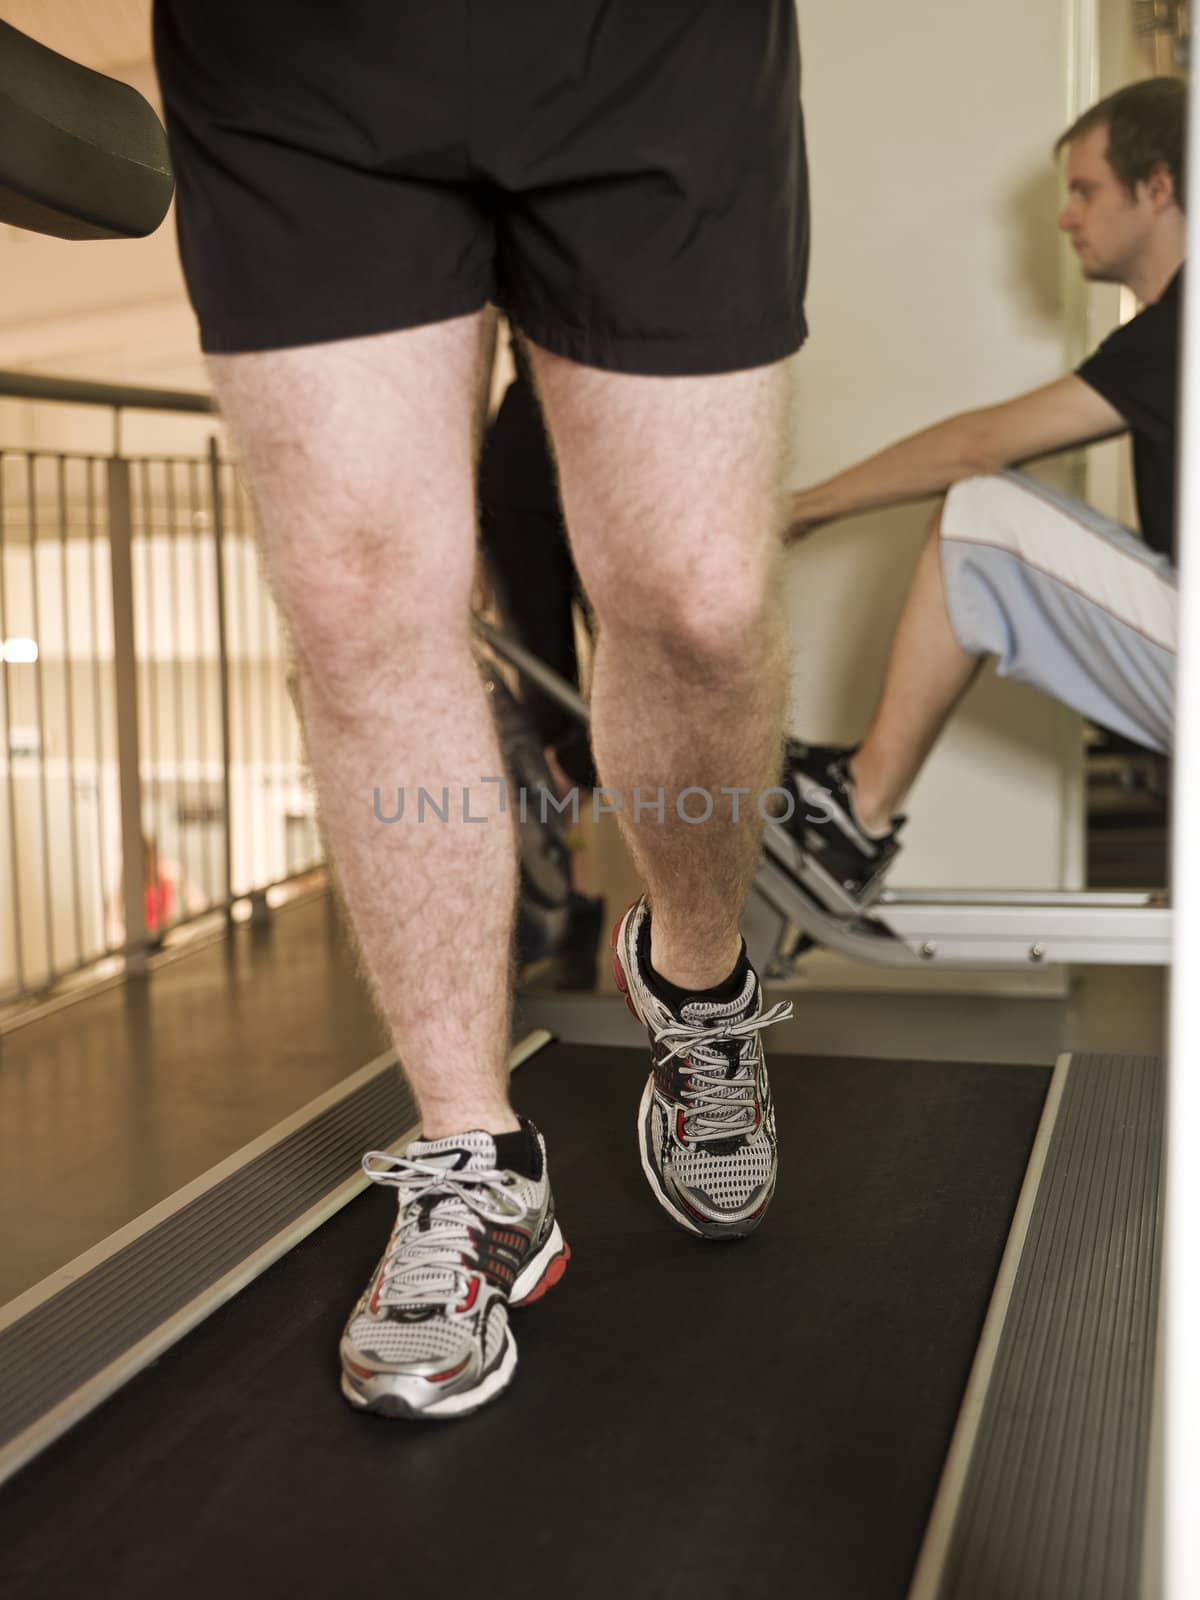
[152, 1, 809, 375]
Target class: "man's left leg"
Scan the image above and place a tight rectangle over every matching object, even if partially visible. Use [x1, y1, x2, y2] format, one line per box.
[527, 344, 794, 1237]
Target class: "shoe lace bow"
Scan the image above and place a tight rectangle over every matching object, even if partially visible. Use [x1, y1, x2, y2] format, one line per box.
[360, 1151, 525, 1309]
[652, 999, 792, 1141]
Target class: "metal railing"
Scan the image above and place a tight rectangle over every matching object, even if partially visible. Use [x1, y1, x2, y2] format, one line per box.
[0, 375, 322, 1008]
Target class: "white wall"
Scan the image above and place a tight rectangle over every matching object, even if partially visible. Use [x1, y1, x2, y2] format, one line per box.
[787, 0, 1087, 893]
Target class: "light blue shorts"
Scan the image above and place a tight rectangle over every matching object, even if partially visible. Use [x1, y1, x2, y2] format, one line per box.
[940, 471, 1177, 753]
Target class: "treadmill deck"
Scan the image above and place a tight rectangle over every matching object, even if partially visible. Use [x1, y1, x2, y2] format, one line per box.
[0, 1042, 1047, 1600]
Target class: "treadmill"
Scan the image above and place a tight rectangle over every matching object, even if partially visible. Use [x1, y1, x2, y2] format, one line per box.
[0, 992, 1162, 1600]
[0, 25, 1167, 1600]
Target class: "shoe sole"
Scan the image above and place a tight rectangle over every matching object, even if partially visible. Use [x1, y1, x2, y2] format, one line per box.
[341, 1223, 569, 1421]
[611, 903, 772, 1242]
[511, 1218, 571, 1305]
[773, 764, 898, 910]
[340, 1329, 518, 1421]
[761, 816, 893, 915]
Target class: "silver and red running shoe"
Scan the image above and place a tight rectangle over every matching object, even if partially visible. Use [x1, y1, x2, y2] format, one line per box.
[340, 1123, 568, 1420]
[612, 897, 792, 1240]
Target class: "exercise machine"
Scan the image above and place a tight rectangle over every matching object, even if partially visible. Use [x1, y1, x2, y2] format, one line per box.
[477, 620, 1172, 973]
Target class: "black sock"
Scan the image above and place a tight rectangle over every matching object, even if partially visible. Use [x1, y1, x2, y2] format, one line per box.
[492, 1121, 543, 1180]
[636, 908, 751, 1014]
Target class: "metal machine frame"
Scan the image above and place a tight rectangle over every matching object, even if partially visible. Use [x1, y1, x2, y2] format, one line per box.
[477, 618, 1172, 973]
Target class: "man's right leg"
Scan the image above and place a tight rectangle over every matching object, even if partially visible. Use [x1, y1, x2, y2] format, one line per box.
[847, 501, 981, 833]
[210, 313, 568, 1419]
[778, 500, 976, 904]
[851, 471, 1180, 834]
[212, 314, 518, 1137]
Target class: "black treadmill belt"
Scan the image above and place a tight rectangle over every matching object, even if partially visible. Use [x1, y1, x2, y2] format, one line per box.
[0, 1046, 1048, 1600]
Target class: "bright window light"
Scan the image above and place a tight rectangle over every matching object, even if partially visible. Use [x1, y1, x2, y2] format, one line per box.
[1, 638, 38, 663]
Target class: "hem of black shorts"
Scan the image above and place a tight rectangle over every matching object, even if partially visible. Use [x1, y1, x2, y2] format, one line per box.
[196, 291, 492, 356]
[507, 305, 809, 377]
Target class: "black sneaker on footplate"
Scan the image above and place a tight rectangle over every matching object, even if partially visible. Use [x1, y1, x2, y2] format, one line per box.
[765, 739, 905, 910]
[612, 897, 792, 1240]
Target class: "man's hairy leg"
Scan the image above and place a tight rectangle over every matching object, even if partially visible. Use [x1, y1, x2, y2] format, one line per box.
[850, 504, 982, 832]
[525, 346, 793, 990]
[210, 312, 519, 1138]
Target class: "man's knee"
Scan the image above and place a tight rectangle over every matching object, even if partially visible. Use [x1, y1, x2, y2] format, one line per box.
[270, 519, 475, 706]
[590, 557, 776, 672]
[937, 474, 1020, 545]
[928, 495, 950, 544]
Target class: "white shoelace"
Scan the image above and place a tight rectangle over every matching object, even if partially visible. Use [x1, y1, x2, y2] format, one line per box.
[360, 1152, 527, 1310]
[652, 1001, 793, 1141]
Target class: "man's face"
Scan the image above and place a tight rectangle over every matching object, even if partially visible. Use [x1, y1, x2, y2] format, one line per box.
[1057, 124, 1159, 283]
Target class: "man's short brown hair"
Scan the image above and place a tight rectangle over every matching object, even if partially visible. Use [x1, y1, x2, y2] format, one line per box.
[1056, 76, 1187, 210]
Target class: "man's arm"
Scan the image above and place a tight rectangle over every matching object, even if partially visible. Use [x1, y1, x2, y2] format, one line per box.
[786, 375, 1127, 542]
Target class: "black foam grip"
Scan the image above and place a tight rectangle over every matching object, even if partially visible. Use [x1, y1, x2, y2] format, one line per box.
[0, 19, 173, 240]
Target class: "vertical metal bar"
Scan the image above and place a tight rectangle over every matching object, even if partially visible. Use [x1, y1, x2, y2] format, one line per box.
[58, 455, 83, 965]
[273, 561, 288, 874]
[138, 459, 163, 884]
[87, 457, 111, 951]
[208, 437, 234, 918]
[258, 550, 275, 878]
[27, 455, 56, 981]
[272, 572, 288, 870]
[0, 452, 24, 995]
[256, 507, 272, 884]
[1165, 54, 1200, 1600]
[190, 459, 214, 908]
[234, 471, 255, 897]
[273, 600, 289, 876]
[108, 455, 148, 974]
[167, 459, 186, 924]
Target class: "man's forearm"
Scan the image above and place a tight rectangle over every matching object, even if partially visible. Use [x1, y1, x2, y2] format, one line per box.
[786, 374, 1126, 541]
[790, 410, 998, 530]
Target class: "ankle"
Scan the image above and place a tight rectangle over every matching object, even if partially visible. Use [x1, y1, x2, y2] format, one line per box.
[845, 753, 894, 837]
[646, 934, 746, 1000]
[419, 1108, 521, 1141]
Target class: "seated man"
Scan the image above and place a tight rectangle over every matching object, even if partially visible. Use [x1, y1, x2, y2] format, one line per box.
[779, 76, 1184, 907]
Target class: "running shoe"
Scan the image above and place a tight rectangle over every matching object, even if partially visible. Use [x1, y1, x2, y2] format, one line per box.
[340, 1122, 568, 1420]
[612, 897, 792, 1239]
[765, 739, 905, 910]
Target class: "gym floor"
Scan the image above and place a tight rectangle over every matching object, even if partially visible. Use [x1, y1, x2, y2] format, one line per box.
[0, 880, 1166, 1308]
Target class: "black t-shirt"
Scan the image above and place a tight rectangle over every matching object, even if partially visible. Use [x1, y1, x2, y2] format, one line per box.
[1076, 267, 1182, 560]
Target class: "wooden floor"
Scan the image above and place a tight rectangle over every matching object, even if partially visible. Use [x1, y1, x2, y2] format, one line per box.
[0, 885, 1167, 1306]
[0, 890, 389, 1304]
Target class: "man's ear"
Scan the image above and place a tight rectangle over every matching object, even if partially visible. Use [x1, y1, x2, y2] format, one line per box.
[1142, 160, 1178, 212]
